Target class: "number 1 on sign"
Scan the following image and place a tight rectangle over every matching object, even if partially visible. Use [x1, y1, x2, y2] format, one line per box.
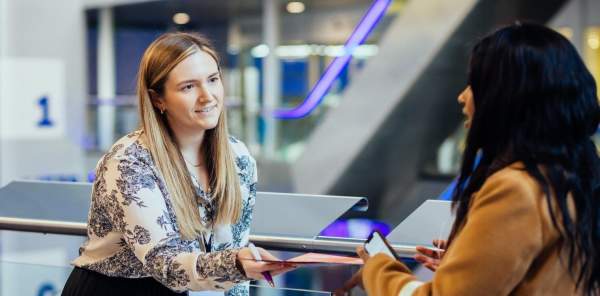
[37, 96, 54, 127]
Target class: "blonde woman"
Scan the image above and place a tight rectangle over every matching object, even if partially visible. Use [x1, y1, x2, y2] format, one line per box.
[62, 32, 291, 296]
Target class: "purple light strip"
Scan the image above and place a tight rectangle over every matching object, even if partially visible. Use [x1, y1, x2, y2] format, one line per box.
[274, 0, 391, 119]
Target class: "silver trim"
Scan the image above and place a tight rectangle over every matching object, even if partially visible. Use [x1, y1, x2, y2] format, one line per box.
[0, 217, 87, 235]
[0, 217, 417, 257]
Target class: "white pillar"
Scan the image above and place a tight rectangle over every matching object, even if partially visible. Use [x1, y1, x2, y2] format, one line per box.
[0, 0, 8, 185]
[228, 21, 260, 154]
[0, 0, 7, 58]
[244, 66, 260, 155]
[97, 7, 116, 150]
[262, 0, 280, 158]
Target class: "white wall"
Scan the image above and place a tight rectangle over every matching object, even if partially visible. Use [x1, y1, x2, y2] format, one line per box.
[0, 1, 90, 294]
[0, 0, 87, 186]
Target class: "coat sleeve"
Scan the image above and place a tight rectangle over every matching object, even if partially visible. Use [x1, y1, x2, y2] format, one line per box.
[363, 171, 544, 296]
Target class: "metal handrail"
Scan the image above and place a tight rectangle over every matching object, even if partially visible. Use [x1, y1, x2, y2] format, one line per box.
[0, 216, 417, 257]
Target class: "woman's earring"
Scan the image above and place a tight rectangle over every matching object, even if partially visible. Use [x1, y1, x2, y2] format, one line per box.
[160, 108, 165, 115]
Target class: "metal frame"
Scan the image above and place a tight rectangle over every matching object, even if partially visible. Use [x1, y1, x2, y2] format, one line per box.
[0, 216, 417, 257]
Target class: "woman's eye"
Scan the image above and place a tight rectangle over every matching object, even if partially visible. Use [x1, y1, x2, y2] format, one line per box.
[181, 84, 194, 91]
[209, 77, 220, 83]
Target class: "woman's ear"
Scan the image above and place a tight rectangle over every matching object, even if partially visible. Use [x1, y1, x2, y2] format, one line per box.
[149, 89, 164, 111]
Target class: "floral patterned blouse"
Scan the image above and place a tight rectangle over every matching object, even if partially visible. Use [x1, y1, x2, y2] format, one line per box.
[72, 130, 257, 295]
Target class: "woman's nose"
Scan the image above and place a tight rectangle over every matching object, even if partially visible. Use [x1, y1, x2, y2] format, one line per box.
[197, 85, 211, 102]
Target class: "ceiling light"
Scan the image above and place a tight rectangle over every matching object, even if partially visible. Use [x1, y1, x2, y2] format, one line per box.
[251, 44, 270, 58]
[287, 1, 305, 14]
[588, 34, 599, 50]
[556, 27, 573, 40]
[173, 13, 190, 25]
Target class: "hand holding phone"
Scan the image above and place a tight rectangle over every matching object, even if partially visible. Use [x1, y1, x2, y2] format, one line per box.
[364, 230, 400, 260]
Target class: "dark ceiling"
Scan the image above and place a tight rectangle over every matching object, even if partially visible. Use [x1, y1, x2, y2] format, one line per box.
[87, 0, 372, 28]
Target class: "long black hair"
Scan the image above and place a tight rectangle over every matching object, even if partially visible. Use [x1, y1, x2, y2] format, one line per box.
[450, 23, 600, 294]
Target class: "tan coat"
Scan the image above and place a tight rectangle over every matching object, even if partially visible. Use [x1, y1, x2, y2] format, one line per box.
[363, 163, 581, 296]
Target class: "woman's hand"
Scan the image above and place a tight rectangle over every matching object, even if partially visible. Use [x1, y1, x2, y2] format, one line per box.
[334, 246, 370, 296]
[236, 247, 296, 281]
[414, 239, 447, 272]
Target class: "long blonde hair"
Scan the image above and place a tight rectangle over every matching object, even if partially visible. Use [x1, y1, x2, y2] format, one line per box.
[136, 32, 241, 240]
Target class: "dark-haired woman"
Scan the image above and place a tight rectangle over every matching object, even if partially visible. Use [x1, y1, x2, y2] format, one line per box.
[338, 23, 600, 296]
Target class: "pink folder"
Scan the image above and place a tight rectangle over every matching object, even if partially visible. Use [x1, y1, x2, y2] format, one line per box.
[244, 253, 363, 265]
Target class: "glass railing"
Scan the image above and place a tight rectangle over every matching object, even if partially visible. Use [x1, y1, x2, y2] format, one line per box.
[0, 259, 352, 296]
[1, 260, 72, 296]
[249, 285, 333, 296]
[0, 229, 363, 296]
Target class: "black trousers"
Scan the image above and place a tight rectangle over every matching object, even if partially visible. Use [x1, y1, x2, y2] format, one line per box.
[61, 267, 188, 296]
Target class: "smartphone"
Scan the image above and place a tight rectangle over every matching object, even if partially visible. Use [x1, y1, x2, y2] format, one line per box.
[364, 230, 401, 260]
